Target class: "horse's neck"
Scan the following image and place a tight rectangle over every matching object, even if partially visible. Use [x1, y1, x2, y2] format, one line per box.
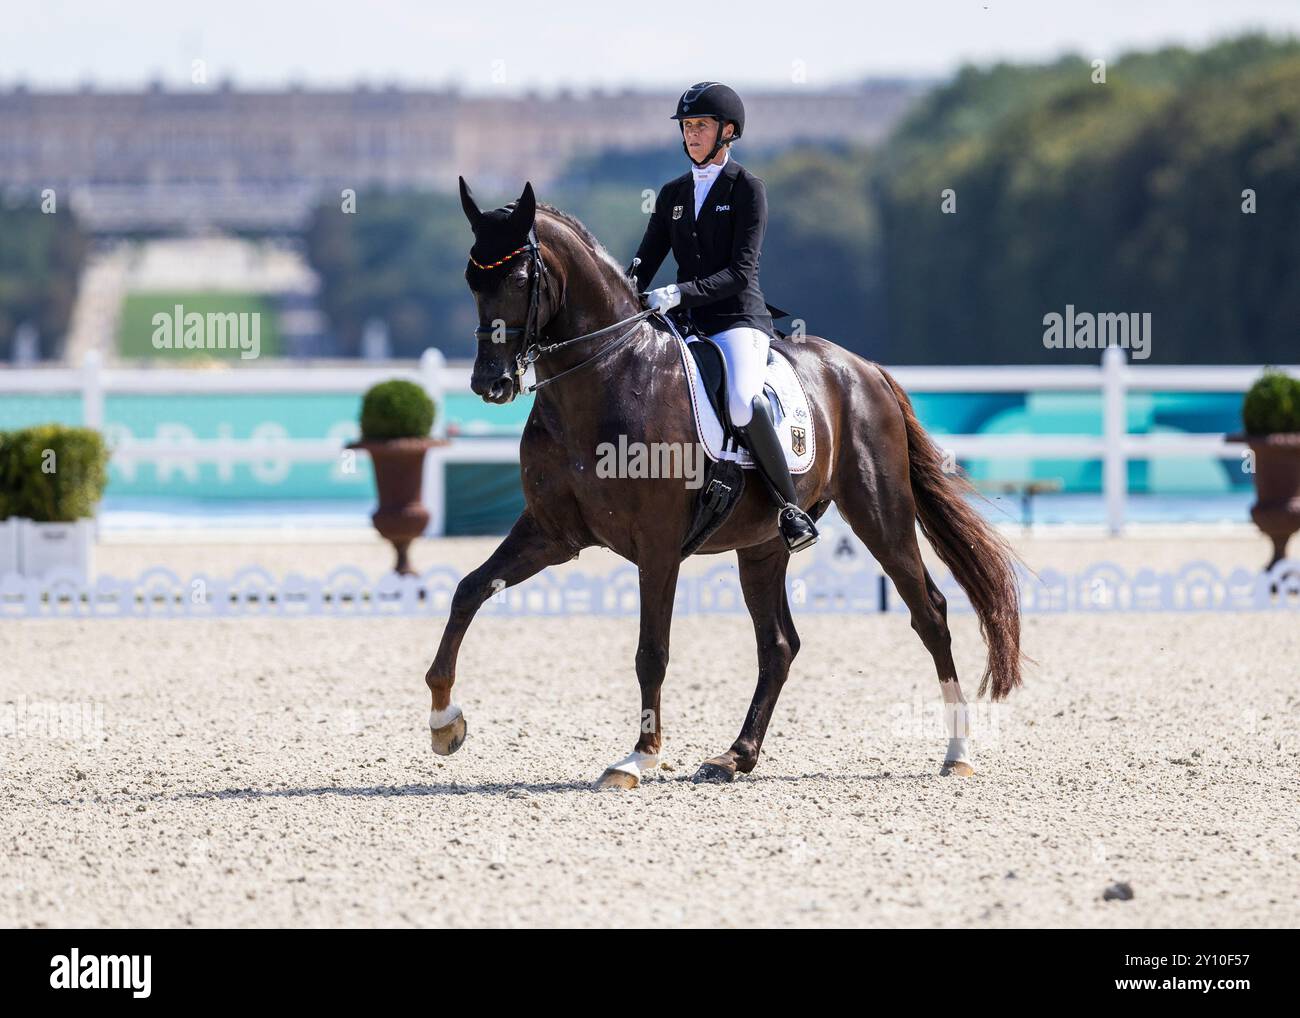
[533, 316, 673, 437]
[544, 248, 638, 349]
[531, 222, 675, 429]
[533, 241, 643, 385]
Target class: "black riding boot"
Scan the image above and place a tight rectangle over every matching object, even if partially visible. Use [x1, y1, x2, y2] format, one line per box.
[736, 394, 819, 552]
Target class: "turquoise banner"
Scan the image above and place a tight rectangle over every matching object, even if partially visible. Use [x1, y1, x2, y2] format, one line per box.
[0, 389, 1250, 501]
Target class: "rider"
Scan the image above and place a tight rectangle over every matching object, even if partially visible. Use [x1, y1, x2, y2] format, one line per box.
[631, 81, 818, 553]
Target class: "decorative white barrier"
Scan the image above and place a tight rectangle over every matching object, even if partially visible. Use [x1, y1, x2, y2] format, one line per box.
[1, 558, 1295, 620]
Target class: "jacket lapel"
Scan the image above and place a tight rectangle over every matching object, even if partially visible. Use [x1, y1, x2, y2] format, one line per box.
[684, 174, 697, 228]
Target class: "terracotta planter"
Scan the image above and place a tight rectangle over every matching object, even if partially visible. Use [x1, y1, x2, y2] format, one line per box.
[1230, 433, 1300, 570]
[348, 437, 446, 575]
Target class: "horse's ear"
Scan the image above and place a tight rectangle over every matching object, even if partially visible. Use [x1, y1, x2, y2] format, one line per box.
[506, 181, 536, 234]
[459, 176, 483, 229]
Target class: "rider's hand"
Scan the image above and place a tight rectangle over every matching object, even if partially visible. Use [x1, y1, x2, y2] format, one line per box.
[645, 284, 681, 314]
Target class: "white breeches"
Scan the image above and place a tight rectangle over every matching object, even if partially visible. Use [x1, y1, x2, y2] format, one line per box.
[706, 326, 770, 427]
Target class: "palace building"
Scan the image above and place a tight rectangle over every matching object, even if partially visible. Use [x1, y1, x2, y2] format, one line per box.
[0, 81, 924, 232]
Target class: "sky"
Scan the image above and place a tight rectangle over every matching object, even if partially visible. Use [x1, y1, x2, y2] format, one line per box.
[4, 1, 1299, 91]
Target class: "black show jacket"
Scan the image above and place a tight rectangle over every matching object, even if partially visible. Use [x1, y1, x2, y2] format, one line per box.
[631, 158, 775, 337]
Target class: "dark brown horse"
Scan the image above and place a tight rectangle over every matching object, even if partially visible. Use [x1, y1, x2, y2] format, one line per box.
[425, 179, 1023, 787]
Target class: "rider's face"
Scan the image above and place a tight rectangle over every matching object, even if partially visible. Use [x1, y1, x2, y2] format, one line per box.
[681, 117, 732, 161]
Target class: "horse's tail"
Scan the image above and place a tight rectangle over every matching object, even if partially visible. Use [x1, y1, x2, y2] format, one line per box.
[877, 367, 1024, 700]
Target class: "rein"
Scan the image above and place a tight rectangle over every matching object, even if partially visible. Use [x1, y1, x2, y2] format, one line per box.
[517, 309, 655, 395]
[472, 229, 657, 398]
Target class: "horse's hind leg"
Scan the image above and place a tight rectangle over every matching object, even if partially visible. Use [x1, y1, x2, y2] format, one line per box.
[834, 480, 975, 777]
[920, 568, 974, 776]
[694, 540, 799, 783]
[425, 511, 578, 755]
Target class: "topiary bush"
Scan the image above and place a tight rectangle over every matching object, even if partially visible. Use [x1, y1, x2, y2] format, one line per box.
[1243, 369, 1300, 435]
[0, 425, 109, 522]
[359, 379, 436, 441]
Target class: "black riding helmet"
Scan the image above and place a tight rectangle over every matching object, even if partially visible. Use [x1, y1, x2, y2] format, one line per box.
[671, 82, 745, 167]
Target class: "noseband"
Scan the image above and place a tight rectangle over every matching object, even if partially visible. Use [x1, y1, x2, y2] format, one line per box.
[472, 228, 655, 398]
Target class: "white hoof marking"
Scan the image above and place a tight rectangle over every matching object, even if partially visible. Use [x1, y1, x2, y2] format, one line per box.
[945, 737, 971, 766]
[606, 750, 659, 781]
[429, 704, 463, 730]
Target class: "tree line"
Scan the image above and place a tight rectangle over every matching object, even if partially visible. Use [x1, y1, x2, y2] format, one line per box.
[0, 202, 85, 361]
[5, 33, 1296, 366]
[305, 34, 1300, 365]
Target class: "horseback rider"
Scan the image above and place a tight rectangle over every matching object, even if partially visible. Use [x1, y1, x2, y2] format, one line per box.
[630, 81, 819, 553]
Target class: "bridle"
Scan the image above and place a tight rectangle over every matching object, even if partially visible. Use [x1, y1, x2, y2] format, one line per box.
[472, 227, 655, 399]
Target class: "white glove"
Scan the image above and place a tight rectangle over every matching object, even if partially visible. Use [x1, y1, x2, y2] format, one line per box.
[646, 284, 681, 314]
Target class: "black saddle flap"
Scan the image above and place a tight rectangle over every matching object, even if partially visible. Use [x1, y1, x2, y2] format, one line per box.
[688, 338, 732, 434]
[680, 459, 745, 559]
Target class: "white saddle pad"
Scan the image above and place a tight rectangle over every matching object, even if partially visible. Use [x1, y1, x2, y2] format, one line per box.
[674, 333, 815, 474]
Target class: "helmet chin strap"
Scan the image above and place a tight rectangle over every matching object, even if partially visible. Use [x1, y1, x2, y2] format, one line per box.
[682, 120, 733, 167]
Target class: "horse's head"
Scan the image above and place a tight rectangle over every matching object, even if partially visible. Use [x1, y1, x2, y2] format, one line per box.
[460, 177, 558, 404]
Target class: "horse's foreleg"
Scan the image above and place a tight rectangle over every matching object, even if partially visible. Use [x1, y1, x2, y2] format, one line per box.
[426, 512, 577, 755]
[594, 554, 681, 789]
[694, 540, 798, 783]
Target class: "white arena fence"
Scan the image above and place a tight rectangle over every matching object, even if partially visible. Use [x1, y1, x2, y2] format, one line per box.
[4, 348, 1298, 536]
[3, 557, 1297, 620]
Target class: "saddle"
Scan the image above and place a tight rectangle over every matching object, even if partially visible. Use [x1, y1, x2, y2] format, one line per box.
[679, 336, 747, 558]
[659, 311, 816, 558]
[674, 324, 816, 474]
[687, 338, 780, 451]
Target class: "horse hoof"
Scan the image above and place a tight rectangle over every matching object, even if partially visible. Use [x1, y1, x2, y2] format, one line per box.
[692, 758, 737, 784]
[941, 759, 975, 777]
[594, 768, 639, 790]
[429, 712, 467, 756]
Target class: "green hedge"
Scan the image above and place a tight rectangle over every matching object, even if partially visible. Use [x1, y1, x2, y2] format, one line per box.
[1243, 369, 1300, 435]
[359, 379, 436, 441]
[0, 425, 109, 522]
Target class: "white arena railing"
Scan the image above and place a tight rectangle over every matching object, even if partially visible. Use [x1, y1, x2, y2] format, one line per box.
[2, 347, 1295, 535]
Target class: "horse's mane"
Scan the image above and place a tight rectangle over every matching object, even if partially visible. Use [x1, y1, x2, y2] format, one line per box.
[536, 202, 638, 303]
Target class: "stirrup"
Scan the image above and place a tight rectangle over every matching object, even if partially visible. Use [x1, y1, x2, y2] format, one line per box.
[778, 504, 819, 553]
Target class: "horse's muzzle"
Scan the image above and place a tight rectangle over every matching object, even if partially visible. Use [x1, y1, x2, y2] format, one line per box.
[472, 373, 516, 405]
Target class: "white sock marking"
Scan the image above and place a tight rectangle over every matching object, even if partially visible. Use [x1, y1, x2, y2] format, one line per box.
[607, 750, 659, 778]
